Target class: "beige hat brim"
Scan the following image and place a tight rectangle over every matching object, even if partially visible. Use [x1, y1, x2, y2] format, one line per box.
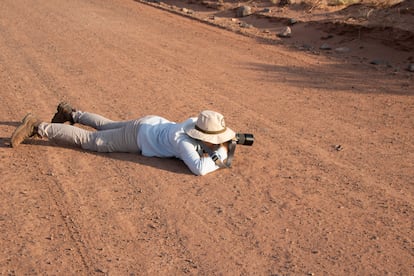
[184, 122, 236, 144]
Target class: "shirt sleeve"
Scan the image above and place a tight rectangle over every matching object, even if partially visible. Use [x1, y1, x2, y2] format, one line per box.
[178, 140, 226, 176]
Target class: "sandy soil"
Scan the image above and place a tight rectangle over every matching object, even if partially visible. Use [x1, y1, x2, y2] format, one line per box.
[0, 0, 413, 275]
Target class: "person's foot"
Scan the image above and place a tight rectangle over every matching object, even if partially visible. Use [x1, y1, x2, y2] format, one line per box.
[51, 102, 75, 124]
[11, 113, 41, 148]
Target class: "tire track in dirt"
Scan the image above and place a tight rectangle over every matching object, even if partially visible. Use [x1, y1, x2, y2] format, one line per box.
[201, 79, 413, 273]
[0, 2, 109, 272]
[1, 24, 81, 276]
[0, 1, 206, 273]
[229, 89, 413, 222]
[0, 1, 72, 111]
[0, 146, 92, 274]
[41, 166, 96, 274]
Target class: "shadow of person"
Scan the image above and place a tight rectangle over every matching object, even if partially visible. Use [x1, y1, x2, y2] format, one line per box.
[0, 121, 20, 148]
[0, 121, 20, 127]
[0, 137, 12, 148]
[22, 138, 194, 175]
[2, 120, 192, 175]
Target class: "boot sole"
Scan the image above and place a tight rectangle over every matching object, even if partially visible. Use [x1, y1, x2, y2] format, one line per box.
[11, 113, 37, 148]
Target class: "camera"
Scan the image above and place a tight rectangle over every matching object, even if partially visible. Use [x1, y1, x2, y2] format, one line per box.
[235, 133, 254, 146]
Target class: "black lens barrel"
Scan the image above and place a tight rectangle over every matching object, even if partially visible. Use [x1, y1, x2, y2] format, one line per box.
[236, 133, 254, 146]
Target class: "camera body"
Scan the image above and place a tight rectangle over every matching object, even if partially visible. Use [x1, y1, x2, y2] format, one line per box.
[235, 133, 254, 146]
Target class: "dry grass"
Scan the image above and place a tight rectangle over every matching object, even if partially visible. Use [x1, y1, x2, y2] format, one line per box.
[273, 0, 405, 8]
[339, 0, 403, 7]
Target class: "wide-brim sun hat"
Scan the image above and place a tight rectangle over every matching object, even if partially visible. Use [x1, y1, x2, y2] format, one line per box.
[184, 110, 236, 144]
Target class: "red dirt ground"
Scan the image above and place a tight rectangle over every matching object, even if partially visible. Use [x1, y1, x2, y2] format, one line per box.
[0, 0, 413, 275]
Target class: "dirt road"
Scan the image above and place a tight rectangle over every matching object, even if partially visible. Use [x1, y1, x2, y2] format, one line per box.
[0, 0, 413, 274]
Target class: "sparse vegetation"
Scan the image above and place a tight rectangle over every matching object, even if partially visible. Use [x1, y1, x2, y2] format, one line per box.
[327, 0, 360, 6]
[329, 0, 404, 6]
[268, 0, 404, 8]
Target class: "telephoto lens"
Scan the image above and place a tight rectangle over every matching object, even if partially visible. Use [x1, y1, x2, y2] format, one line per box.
[235, 133, 254, 146]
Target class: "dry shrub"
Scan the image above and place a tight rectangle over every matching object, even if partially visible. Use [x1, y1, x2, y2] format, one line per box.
[361, 0, 404, 7]
[327, 0, 360, 5]
[270, 0, 405, 8]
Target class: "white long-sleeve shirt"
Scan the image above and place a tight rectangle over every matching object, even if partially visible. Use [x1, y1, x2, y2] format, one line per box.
[136, 116, 227, 176]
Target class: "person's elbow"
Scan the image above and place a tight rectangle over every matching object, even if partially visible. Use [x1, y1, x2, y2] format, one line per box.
[190, 163, 216, 176]
[192, 166, 209, 176]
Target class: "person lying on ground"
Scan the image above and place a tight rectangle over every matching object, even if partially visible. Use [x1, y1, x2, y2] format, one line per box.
[10, 103, 238, 176]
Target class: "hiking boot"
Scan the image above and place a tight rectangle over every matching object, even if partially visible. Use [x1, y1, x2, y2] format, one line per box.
[51, 102, 75, 124]
[11, 113, 41, 148]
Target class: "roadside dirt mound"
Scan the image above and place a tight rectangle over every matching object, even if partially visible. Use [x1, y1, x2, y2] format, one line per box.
[144, 0, 414, 69]
[326, 1, 414, 51]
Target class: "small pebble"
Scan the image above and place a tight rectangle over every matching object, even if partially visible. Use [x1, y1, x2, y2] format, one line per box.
[277, 26, 291, 38]
[95, 268, 107, 273]
[300, 44, 312, 50]
[279, 0, 291, 6]
[320, 43, 332, 50]
[335, 47, 350, 53]
[239, 22, 253, 28]
[236, 6, 252, 18]
[370, 59, 388, 66]
[288, 18, 297, 25]
[321, 34, 334, 40]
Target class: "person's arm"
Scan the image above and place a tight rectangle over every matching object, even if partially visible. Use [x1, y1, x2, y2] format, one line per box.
[179, 141, 228, 176]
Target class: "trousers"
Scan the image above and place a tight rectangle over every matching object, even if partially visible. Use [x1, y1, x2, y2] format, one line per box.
[37, 111, 141, 153]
